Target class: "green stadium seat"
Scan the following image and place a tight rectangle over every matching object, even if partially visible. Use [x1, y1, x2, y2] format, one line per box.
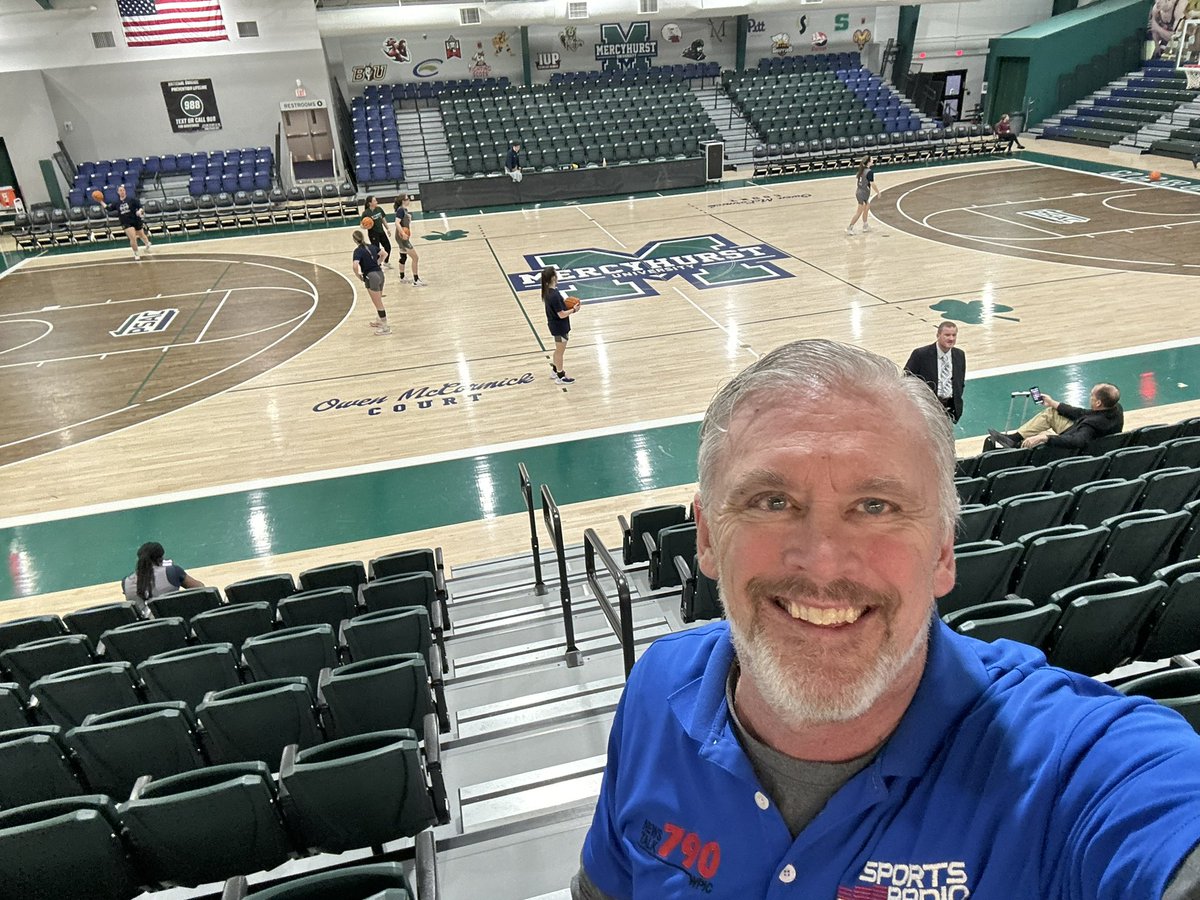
[64, 603, 141, 651]
[0, 634, 94, 688]
[242, 623, 339, 688]
[147, 586, 222, 622]
[0, 725, 84, 807]
[100, 617, 189, 666]
[30, 661, 142, 729]
[197, 676, 322, 767]
[138, 642, 242, 709]
[298, 561, 367, 597]
[240, 862, 414, 899]
[0, 615, 68, 653]
[320, 653, 434, 739]
[190, 601, 274, 651]
[278, 587, 357, 634]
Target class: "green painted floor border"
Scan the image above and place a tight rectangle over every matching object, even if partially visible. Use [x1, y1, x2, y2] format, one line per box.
[4, 342, 1200, 601]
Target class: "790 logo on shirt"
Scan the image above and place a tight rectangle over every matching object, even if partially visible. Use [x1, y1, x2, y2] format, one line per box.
[640, 819, 722, 890]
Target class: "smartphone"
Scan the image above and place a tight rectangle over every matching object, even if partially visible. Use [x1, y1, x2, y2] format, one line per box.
[1030, 386, 1043, 404]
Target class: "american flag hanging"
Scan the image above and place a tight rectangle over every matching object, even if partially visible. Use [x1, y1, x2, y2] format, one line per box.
[117, 0, 229, 47]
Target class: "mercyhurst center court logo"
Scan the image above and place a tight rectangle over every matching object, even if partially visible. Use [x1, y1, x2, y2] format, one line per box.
[507, 234, 793, 302]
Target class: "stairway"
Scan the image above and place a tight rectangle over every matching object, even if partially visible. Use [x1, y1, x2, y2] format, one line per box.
[395, 107, 454, 195]
[691, 84, 757, 170]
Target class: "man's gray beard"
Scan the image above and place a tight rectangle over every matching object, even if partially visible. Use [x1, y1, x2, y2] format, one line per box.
[723, 575, 932, 729]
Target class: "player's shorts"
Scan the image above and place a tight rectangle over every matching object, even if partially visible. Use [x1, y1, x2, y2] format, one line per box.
[365, 270, 384, 291]
[553, 333, 569, 344]
[396, 237, 415, 252]
[124, 218, 145, 232]
[856, 189, 871, 204]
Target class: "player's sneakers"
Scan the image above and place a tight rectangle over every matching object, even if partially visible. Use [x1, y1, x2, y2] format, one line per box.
[845, 226, 855, 235]
[555, 373, 576, 384]
[413, 278, 427, 287]
[142, 245, 152, 256]
[862, 223, 871, 232]
[373, 324, 392, 335]
[383, 262, 393, 269]
[132, 252, 141, 261]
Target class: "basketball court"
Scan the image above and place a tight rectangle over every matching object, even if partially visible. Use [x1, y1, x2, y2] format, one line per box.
[3, 150, 1200, 604]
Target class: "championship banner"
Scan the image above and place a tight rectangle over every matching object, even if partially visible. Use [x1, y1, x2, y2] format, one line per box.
[161, 78, 222, 132]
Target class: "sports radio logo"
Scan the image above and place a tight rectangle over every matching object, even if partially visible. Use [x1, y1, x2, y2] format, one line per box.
[838, 860, 971, 900]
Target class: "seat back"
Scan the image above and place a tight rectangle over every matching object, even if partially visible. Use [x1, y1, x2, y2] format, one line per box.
[1127, 422, 1181, 447]
[985, 466, 1049, 503]
[298, 561, 367, 596]
[0, 634, 94, 688]
[342, 608, 432, 662]
[278, 587, 358, 633]
[1138, 573, 1200, 660]
[65, 702, 205, 798]
[956, 504, 1001, 543]
[1067, 479, 1143, 528]
[368, 548, 435, 581]
[1010, 526, 1108, 604]
[954, 605, 1060, 648]
[1094, 509, 1192, 580]
[224, 574, 296, 610]
[281, 730, 438, 853]
[30, 662, 142, 729]
[0, 682, 31, 730]
[1103, 445, 1165, 480]
[1045, 455, 1109, 493]
[0, 795, 138, 900]
[100, 617, 189, 666]
[196, 677, 322, 766]
[992, 491, 1072, 544]
[190, 601, 274, 650]
[975, 447, 1030, 477]
[119, 761, 294, 888]
[138, 642, 242, 709]
[937, 542, 1022, 615]
[650, 522, 698, 589]
[147, 587, 222, 622]
[954, 477, 987, 506]
[322, 653, 432, 738]
[63, 603, 140, 650]
[1117, 668, 1200, 732]
[1138, 467, 1200, 512]
[940, 598, 1034, 628]
[1160, 436, 1200, 469]
[624, 505, 688, 565]
[242, 861, 413, 899]
[0, 725, 84, 807]
[1045, 581, 1166, 676]
[0, 615, 67, 653]
[242, 624, 339, 688]
[361, 573, 436, 614]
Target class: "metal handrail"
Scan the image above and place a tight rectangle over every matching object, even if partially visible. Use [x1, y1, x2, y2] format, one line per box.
[583, 527, 635, 678]
[541, 484, 583, 667]
[518, 463, 546, 596]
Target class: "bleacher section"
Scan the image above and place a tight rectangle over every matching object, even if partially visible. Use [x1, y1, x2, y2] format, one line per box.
[1039, 57, 1200, 151]
[67, 147, 275, 209]
[352, 87, 406, 185]
[441, 74, 719, 177]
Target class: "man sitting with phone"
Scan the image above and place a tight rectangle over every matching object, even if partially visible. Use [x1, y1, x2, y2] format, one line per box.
[987, 382, 1123, 451]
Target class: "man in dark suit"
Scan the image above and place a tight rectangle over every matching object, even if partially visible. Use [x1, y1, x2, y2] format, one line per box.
[904, 322, 965, 422]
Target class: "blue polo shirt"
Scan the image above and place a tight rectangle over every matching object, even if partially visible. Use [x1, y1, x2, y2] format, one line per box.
[581, 620, 1200, 898]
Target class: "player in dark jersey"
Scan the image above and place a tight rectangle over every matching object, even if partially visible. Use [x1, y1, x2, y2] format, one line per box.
[105, 184, 152, 260]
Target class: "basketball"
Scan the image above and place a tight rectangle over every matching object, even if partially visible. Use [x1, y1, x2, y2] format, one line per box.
[91, 190, 104, 202]
[361, 216, 375, 229]
[565, 296, 581, 310]
[1149, 171, 1162, 182]
[400, 227, 411, 240]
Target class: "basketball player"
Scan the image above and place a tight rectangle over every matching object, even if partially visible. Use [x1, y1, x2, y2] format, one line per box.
[105, 184, 152, 260]
[542, 267, 579, 384]
[393, 195, 425, 287]
[846, 155, 880, 235]
[352, 229, 390, 335]
[362, 195, 392, 268]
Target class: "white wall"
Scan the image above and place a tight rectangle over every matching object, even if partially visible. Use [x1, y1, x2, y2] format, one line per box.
[0, 71, 61, 205]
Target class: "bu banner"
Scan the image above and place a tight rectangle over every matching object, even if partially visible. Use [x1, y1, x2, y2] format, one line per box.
[161, 79, 222, 132]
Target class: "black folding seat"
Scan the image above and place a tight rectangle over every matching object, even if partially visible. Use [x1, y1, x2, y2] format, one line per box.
[948, 602, 1059, 648]
[647, 522, 698, 590]
[1102, 445, 1165, 480]
[1010, 525, 1107, 604]
[954, 476, 987, 505]
[992, 492, 1072, 544]
[147, 586, 222, 623]
[956, 504, 1001, 544]
[320, 653, 436, 739]
[278, 587, 358, 635]
[1139, 569, 1200, 660]
[975, 447, 1031, 477]
[1067, 479, 1143, 528]
[63, 603, 141, 651]
[367, 549, 450, 628]
[1044, 581, 1165, 676]
[0, 634, 94, 688]
[0, 681, 31, 730]
[279, 730, 447, 854]
[1045, 455, 1108, 493]
[1160, 437, 1200, 469]
[196, 677, 322, 767]
[0, 615, 67, 653]
[619, 505, 688, 565]
[190, 601, 274, 651]
[1094, 509, 1191, 580]
[242, 624, 339, 689]
[1138, 466, 1200, 512]
[0, 725, 85, 807]
[298, 560, 367, 597]
[1126, 423, 1181, 447]
[677, 555, 723, 623]
[937, 541, 1022, 615]
[119, 761, 296, 888]
[0, 795, 139, 900]
[138, 642, 242, 709]
[224, 573, 296, 610]
[99, 617, 189, 666]
[30, 661, 142, 729]
[65, 702, 206, 798]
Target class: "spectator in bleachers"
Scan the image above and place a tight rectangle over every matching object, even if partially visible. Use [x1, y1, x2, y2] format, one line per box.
[845, 155, 879, 235]
[352, 229, 390, 336]
[392, 195, 425, 288]
[505, 141, 524, 183]
[361, 196, 392, 269]
[121, 541, 202, 606]
[105, 184, 152, 261]
[988, 382, 1123, 450]
[994, 113, 1025, 153]
[573, 341, 1200, 899]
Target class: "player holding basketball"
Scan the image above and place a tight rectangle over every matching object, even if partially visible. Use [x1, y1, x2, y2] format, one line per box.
[846, 155, 879, 235]
[362, 195, 392, 269]
[542, 266, 579, 385]
[352, 229, 390, 335]
[393, 195, 425, 287]
[98, 184, 152, 260]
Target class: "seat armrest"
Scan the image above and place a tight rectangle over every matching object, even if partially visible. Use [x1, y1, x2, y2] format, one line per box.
[673, 554, 693, 586]
[415, 828, 440, 900]
[220, 876, 249, 900]
[278, 742, 299, 780]
[316, 666, 333, 706]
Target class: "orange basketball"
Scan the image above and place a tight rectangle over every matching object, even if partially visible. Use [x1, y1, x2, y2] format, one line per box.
[400, 226, 411, 240]
[565, 296, 581, 310]
[91, 190, 104, 202]
[1149, 171, 1162, 182]
[361, 216, 375, 229]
